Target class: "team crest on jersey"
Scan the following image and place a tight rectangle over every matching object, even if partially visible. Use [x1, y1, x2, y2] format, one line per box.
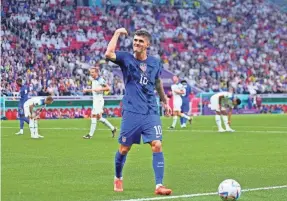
[139, 63, 147, 72]
[122, 137, 126, 142]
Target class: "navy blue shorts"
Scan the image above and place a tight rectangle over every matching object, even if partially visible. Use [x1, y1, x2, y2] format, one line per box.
[118, 111, 162, 146]
[181, 101, 190, 113]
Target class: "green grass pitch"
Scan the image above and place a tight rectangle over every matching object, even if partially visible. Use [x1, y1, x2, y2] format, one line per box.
[2, 114, 287, 201]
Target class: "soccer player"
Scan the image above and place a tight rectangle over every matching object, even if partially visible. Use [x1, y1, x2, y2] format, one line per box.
[105, 28, 172, 195]
[82, 67, 116, 139]
[15, 78, 30, 135]
[169, 76, 192, 129]
[180, 80, 192, 128]
[209, 92, 241, 132]
[23, 96, 54, 138]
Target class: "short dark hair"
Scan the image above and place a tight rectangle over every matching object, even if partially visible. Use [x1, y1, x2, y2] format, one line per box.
[134, 29, 152, 42]
[90, 67, 99, 73]
[236, 98, 241, 106]
[46, 96, 54, 102]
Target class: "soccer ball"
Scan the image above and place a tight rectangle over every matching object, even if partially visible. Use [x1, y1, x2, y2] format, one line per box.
[218, 179, 241, 200]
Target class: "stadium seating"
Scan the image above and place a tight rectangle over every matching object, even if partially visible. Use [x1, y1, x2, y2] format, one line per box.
[1, 0, 286, 97]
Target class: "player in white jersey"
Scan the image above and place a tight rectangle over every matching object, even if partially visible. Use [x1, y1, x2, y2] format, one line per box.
[83, 67, 116, 139]
[209, 92, 241, 132]
[23, 96, 54, 138]
[169, 76, 192, 129]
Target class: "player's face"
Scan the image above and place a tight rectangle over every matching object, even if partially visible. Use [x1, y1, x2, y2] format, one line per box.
[133, 35, 150, 54]
[172, 76, 179, 83]
[90, 69, 98, 79]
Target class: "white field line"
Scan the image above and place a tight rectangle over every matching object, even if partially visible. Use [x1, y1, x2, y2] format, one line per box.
[114, 185, 287, 201]
[2, 127, 287, 134]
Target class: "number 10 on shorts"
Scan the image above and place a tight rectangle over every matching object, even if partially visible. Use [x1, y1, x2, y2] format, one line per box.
[154, 125, 162, 138]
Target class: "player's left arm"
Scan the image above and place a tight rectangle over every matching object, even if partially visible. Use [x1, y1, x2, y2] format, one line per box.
[156, 78, 171, 116]
[155, 79, 167, 104]
[95, 78, 110, 92]
[228, 109, 232, 125]
[174, 89, 185, 94]
[97, 84, 110, 92]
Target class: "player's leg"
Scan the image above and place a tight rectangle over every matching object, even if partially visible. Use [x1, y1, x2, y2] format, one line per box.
[97, 111, 116, 137]
[169, 99, 182, 129]
[29, 118, 38, 138]
[34, 119, 44, 138]
[169, 110, 179, 129]
[83, 113, 97, 139]
[215, 111, 225, 132]
[114, 111, 142, 192]
[178, 112, 192, 125]
[221, 110, 235, 132]
[16, 107, 29, 135]
[24, 105, 37, 138]
[180, 103, 187, 128]
[210, 96, 225, 132]
[114, 144, 130, 192]
[142, 115, 172, 195]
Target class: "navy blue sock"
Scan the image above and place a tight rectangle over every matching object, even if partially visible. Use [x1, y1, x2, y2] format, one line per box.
[180, 117, 184, 125]
[153, 152, 164, 185]
[20, 117, 29, 129]
[20, 118, 24, 129]
[182, 113, 188, 124]
[115, 151, 127, 179]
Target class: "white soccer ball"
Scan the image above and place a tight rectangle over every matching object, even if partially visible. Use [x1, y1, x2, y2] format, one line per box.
[218, 179, 241, 200]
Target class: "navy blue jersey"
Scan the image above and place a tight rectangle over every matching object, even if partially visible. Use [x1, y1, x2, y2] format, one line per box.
[112, 51, 162, 115]
[19, 85, 29, 106]
[181, 83, 191, 103]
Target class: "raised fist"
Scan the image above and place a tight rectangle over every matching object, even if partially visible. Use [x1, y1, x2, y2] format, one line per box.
[115, 28, 128, 36]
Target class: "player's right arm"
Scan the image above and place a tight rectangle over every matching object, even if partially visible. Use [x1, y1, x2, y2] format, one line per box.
[105, 28, 128, 61]
[171, 85, 184, 95]
[29, 104, 34, 118]
[218, 95, 224, 110]
[228, 110, 232, 125]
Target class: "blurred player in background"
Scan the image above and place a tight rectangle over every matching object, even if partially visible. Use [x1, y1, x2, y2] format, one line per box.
[169, 76, 192, 129]
[209, 92, 241, 132]
[23, 96, 54, 138]
[105, 28, 172, 195]
[83, 67, 116, 139]
[180, 80, 192, 128]
[15, 78, 30, 135]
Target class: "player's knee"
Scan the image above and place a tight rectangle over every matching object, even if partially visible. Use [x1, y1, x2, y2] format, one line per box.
[151, 140, 162, 152]
[96, 114, 101, 120]
[119, 145, 131, 155]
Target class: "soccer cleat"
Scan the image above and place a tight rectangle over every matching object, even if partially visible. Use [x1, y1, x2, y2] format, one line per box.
[181, 124, 187, 128]
[218, 128, 226, 133]
[111, 128, 117, 138]
[188, 117, 193, 124]
[114, 178, 123, 192]
[226, 128, 235, 132]
[155, 186, 172, 195]
[168, 126, 175, 130]
[83, 134, 92, 139]
[37, 135, 44, 138]
[15, 131, 23, 135]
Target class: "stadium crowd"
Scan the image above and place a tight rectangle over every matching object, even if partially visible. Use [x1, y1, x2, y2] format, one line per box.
[1, 0, 287, 97]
